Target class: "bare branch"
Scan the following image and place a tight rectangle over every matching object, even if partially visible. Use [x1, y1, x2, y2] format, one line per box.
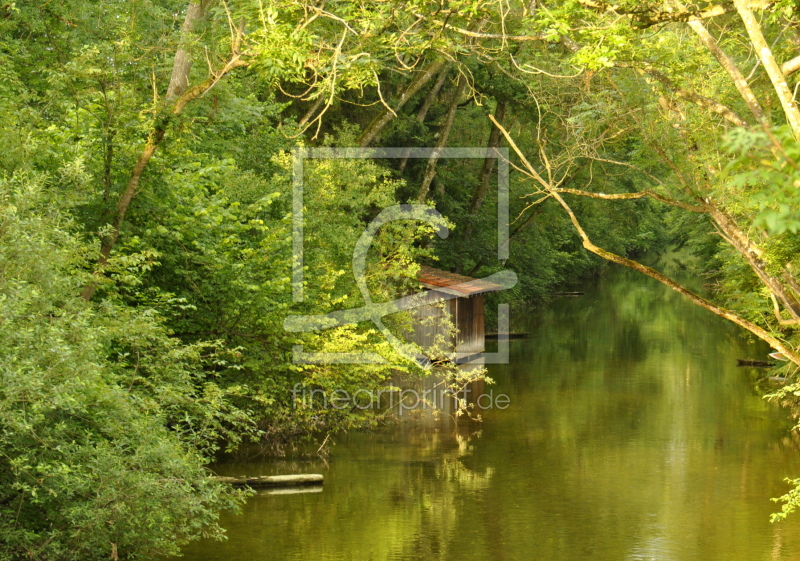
[687, 19, 768, 125]
[734, 0, 800, 137]
[782, 54, 800, 77]
[771, 294, 800, 326]
[552, 187, 708, 212]
[413, 13, 549, 42]
[489, 109, 800, 366]
[358, 58, 448, 147]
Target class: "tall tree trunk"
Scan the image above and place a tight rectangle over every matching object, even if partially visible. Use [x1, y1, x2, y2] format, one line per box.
[398, 64, 451, 173]
[81, 0, 247, 301]
[462, 100, 507, 242]
[416, 74, 467, 201]
[165, 0, 213, 101]
[358, 58, 448, 147]
[734, 0, 800, 137]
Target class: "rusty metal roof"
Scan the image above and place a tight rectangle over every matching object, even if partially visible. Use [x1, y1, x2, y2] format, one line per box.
[417, 266, 503, 296]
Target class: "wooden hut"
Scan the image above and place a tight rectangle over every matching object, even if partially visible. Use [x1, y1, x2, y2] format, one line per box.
[411, 266, 503, 363]
[386, 266, 503, 421]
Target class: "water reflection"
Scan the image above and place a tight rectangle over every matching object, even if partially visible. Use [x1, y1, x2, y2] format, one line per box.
[176, 266, 800, 561]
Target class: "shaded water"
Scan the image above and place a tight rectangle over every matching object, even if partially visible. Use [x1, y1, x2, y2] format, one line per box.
[179, 266, 800, 560]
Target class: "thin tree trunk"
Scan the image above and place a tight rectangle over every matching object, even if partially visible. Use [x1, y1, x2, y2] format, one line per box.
[466, 99, 506, 219]
[415, 64, 451, 124]
[166, 0, 213, 101]
[398, 64, 451, 173]
[358, 58, 448, 147]
[461, 100, 507, 241]
[298, 96, 325, 127]
[416, 74, 467, 201]
[81, 1, 245, 301]
[470, 100, 507, 214]
[707, 206, 800, 320]
[734, 0, 800, 137]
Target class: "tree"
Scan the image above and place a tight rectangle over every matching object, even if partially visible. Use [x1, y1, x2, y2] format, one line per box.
[456, 1, 800, 365]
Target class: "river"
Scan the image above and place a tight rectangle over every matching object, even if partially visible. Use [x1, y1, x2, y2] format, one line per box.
[177, 265, 800, 560]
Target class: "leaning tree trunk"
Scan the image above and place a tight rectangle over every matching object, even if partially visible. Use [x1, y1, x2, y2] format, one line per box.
[462, 99, 507, 242]
[398, 64, 451, 173]
[490, 113, 800, 366]
[81, 0, 246, 300]
[734, 0, 800, 137]
[706, 205, 800, 320]
[357, 58, 448, 148]
[687, 19, 768, 126]
[165, 0, 213, 101]
[416, 74, 467, 201]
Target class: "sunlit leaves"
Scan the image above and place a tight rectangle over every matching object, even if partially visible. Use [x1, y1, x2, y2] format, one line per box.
[724, 126, 800, 235]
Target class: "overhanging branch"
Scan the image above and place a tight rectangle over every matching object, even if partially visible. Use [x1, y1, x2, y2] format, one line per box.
[488, 113, 800, 366]
[552, 187, 707, 212]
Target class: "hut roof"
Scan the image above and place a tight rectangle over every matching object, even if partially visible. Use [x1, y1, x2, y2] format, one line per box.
[417, 266, 503, 296]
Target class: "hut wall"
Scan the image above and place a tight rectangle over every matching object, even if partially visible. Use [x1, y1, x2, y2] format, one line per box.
[408, 289, 449, 351]
[408, 292, 486, 355]
[452, 294, 485, 355]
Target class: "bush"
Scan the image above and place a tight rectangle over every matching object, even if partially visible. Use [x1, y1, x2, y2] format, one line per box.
[0, 174, 252, 560]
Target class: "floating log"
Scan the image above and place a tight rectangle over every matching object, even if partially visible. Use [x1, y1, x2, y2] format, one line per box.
[737, 359, 776, 368]
[213, 474, 324, 488]
[551, 291, 585, 296]
[485, 332, 529, 340]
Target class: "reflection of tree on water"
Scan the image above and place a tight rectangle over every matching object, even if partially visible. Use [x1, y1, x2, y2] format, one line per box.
[383, 429, 494, 560]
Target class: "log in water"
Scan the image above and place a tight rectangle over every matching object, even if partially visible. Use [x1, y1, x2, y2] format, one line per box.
[213, 474, 323, 487]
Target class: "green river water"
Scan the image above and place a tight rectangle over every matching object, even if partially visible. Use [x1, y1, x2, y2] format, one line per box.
[177, 265, 800, 560]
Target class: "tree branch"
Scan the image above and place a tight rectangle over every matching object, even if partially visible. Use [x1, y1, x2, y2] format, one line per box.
[782, 54, 800, 77]
[358, 58, 448, 147]
[489, 112, 800, 366]
[416, 73, 467, 201]
[687, 18, 768, 125]
[642, 67, 749, 127]
[81, 8, 247, 301]
[552, 187, 708, 212]
[413, 13, 548, 42]
[734, 0, 800, 138]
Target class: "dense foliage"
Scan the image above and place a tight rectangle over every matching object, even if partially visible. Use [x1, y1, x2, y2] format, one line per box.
[0, 175, 253, 559]
[3, 0, 800, 557]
